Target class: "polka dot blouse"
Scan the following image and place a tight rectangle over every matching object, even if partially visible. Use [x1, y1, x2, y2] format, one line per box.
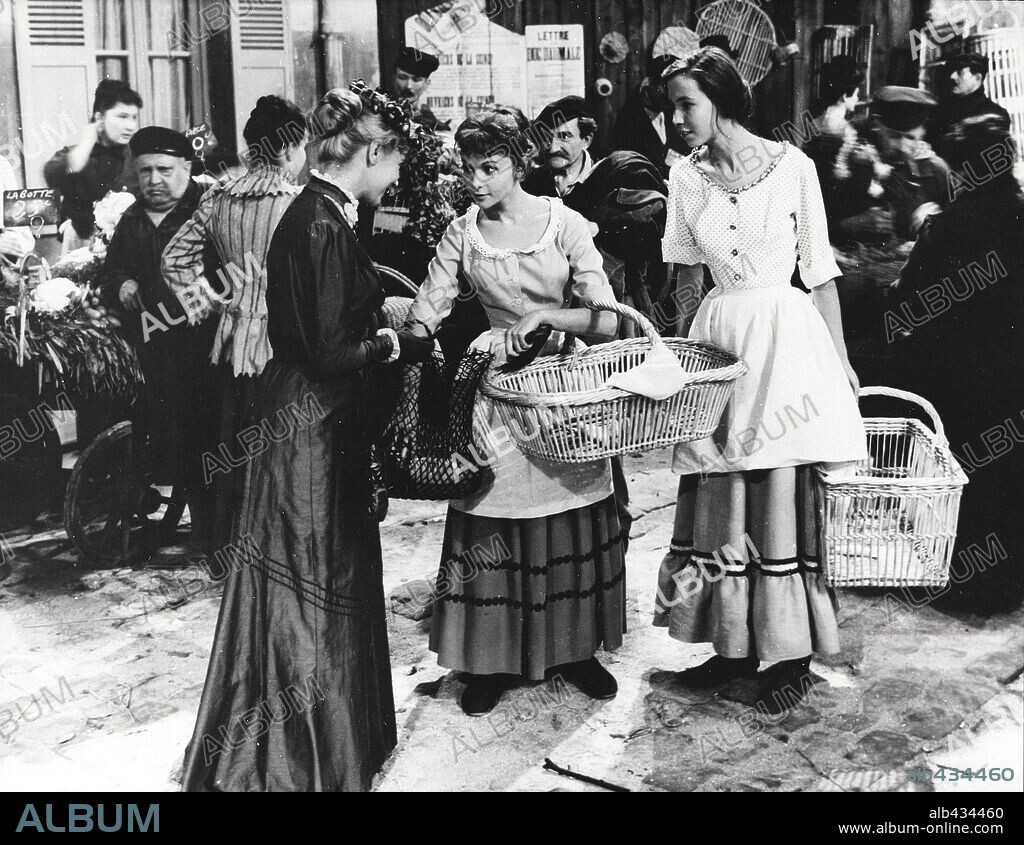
[662, 141, 841, 290]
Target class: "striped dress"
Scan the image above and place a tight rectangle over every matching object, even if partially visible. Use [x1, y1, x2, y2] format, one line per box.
[161, 163, 302, 550]
[162, 163, 302, 377]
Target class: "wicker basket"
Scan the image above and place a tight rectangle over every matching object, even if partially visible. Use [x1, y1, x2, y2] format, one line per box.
[480, 299, 747, 463]
[815, 386, 968, 588]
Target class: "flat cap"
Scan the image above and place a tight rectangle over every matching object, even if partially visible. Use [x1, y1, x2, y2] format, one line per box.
[130, 126, 191, 158]
[946, 52, 989, 76]
[396, 46, 440, 77]
[533, 95, 593, 131]
[871, 86, 937, 132]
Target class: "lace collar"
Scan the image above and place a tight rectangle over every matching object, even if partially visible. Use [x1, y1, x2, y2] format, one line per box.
[688, 140, 789, 194]
[310, 168, 360, 229]
[466, 196, 563, 259]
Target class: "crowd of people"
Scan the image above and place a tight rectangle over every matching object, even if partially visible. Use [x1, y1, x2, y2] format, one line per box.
[12, 39, 1020, 792]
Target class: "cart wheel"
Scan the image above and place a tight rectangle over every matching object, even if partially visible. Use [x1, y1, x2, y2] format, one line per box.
[63, 421, 187, 565]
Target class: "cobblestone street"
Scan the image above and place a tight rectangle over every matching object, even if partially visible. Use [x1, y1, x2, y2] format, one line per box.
[1, 448, 1021, 792]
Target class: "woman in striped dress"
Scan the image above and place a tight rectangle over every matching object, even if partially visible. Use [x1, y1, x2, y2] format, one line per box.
[162, 96, 307, 551]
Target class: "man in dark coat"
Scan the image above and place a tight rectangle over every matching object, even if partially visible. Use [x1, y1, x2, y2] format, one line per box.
[100, 126, 219, 551]
[890, 114, 1023, 613]
[928, 53, 1011, 152]
[868, 86, 953, 240]
[522, 96, 600, 199]
[391, 46, 445, 131]
[612, 53, 690, 180]
[44, 80, 142, 250]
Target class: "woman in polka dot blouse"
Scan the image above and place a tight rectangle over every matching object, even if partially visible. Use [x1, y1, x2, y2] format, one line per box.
[652, 47, 868, 713]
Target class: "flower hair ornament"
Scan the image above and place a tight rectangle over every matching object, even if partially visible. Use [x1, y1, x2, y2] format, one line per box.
[331, 79, 423, 150]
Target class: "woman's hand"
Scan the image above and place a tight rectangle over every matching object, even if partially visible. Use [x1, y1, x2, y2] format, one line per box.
[504, 310, 548, 358]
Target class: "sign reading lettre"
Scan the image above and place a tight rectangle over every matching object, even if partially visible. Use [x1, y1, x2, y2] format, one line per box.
[525, 25, 586, 117]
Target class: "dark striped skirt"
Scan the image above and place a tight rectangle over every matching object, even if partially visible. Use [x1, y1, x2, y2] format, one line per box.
[430, 495, 626, 681]
[653, 466, 840, 662]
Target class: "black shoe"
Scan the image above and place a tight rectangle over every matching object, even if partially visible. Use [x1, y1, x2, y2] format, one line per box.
[461, 675, 506, 716]
[673, 655, 759, 687]
[755, 657, 814, 715]
[563, 657, 618, 700]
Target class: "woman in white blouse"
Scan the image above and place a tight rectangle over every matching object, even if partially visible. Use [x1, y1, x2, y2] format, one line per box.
[405, 111, 626, 716]
[653, 47, 867, 713]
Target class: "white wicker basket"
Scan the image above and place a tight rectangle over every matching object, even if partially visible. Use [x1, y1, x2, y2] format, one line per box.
[481, 299, 746, 463]
[815, 386, 968, 588]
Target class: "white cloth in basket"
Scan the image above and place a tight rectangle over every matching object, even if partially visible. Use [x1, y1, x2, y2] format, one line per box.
[603, 340, 694, 400]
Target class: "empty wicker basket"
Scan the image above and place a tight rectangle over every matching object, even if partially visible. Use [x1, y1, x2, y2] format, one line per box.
[815, 386, 968, 588]
[481, 299, 747, 463]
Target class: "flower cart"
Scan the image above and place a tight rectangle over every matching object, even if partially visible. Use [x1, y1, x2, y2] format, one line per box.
[0, 233, 186, 565]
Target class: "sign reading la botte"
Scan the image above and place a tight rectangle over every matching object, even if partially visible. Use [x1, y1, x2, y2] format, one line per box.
[404, 1, 586, 125]
[3, 188, 59, 235]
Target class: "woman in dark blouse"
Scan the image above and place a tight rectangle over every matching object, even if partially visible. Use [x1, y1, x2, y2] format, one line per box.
[181, 83, 432, 792]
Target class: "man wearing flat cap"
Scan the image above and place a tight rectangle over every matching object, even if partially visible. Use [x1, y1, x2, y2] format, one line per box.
[392, 45, 443, 131]
[100, 126, 219, 553]
[522, 95, 600, 198]
[928, 53, 1010, 150]
[866, 86, 953, 240]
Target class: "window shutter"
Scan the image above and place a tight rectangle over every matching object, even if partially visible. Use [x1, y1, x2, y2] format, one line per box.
[230, 0, 294, 153]
[14, 0, 98, 187]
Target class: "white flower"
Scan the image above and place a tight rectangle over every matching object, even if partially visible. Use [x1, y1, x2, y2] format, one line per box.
[29, 277, 81, 314]
[93, 190, 136, 241]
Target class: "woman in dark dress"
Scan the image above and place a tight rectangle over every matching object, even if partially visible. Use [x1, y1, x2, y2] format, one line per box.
[181, 83, 432, 792]
[890, 114, 1024, 613]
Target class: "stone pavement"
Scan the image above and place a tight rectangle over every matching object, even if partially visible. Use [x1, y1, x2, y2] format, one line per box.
[1, 449, 1021, 792]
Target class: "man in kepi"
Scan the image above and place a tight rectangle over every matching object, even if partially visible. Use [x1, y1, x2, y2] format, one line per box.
[392, 46, 443, 130]
[928, 53, 1011, 151]
[44, 80, 142, 253]
[100, 126, 219, 555]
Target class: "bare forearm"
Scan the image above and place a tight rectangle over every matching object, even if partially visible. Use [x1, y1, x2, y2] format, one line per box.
[535, 307, 616, 338]
[810, 279, 849, 360]
[673, 263, 704, 336]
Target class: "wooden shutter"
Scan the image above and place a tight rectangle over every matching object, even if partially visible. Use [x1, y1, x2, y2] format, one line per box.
[14, 0, 98, 187]
[230, 0, 294, 152]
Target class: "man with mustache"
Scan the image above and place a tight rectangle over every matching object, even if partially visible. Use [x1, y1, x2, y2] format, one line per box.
[391, 46, 444, 132]
[522, 96, 599, 199]
[99, 126, 219, 554]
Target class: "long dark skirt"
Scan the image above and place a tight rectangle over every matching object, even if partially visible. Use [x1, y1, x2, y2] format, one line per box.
[430, 496, 627, 681]
[181, 360, 396, 792]
[210, 361, 261, 553]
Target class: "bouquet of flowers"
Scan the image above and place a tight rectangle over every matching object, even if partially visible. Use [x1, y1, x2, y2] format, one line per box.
[28, 276, 82, 314]
[0, 250, 140, 398]
[92, 189, 136, 245]
[402, 134, 473, 249]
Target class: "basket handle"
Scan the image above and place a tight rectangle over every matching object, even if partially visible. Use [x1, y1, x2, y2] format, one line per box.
[858, 385, 947, 446]
[583, 298, 662, 346]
